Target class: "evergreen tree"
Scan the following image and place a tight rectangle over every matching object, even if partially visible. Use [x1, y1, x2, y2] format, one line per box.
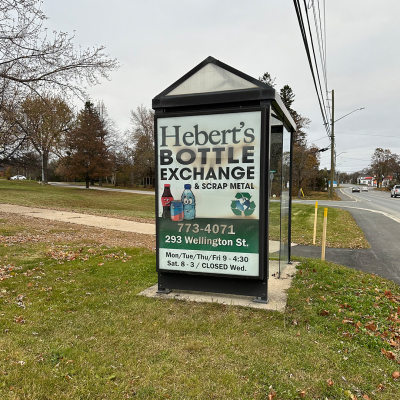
[259, 73, 318, 194]
[258, 72, 276, 87]
[279, 85, 295, 114]
[62, 101, 112, 188]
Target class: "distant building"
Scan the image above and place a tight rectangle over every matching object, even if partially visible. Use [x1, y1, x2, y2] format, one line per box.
[358, 176, 374, 186]
[383, 176, 393, 187]
[358, 176, 393, 187]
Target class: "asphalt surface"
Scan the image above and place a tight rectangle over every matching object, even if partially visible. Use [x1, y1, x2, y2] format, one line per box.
[292, 187, 400, 284]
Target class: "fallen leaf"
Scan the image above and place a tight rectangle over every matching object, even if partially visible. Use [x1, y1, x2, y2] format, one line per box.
[365, 322, 377, 331]
[381, 348, 396, 360]
[344, 391, 357, 400]
[320, 309, 330, 316]
[14, 316, 25, 324]
[299, 390, 306, 397]
[268, 390, 276, 400]
[342, 318, 353, 324]
[326, 378, 334, 387]
[392, 371, 400, 379]
[376, 383, 384, 391]
[362, 395, 371, 400]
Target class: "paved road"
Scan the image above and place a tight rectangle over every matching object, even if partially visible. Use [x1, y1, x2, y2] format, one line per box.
[292, 185, 400, 284]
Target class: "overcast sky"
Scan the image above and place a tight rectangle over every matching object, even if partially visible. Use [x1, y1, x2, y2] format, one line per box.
[44, 0, 400, 174]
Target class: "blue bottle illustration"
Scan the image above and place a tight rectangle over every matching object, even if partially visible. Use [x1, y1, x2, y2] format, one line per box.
[181, 184, 196, 220]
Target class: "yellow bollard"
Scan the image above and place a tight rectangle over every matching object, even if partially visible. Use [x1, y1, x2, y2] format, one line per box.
[321, 208, 328, 260]
[313, 201, 318, 245]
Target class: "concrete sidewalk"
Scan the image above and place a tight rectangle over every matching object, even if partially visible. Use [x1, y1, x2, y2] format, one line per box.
[1, 203, 155, 235]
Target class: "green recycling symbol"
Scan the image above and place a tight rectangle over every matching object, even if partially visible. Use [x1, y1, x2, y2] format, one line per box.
[231, 193, 256, 216]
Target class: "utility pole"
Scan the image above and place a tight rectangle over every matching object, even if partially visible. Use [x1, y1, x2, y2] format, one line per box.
[330, 90, 335, 200]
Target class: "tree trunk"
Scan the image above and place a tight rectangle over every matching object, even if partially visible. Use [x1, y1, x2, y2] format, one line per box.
[85, 177, 90, 189]
[42, 152, 49, 184]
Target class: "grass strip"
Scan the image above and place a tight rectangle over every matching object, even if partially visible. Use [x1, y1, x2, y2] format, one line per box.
[0, 235, 398, 399]
[269, 202, 369, 249]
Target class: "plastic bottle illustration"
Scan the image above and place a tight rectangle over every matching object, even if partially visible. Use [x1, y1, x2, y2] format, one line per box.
[181, 184, 196, 220]
[161, 184, 174, 219]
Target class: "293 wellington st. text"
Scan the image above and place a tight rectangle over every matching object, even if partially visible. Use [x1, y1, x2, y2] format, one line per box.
[165, 235, 249, 248]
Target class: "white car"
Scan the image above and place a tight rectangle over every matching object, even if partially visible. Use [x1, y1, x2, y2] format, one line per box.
[361, 187, 368, 192]
[10, 175, 26, 180]
[391, 185, 400, 198]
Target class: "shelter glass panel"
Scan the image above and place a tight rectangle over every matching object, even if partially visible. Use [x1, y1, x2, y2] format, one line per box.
[279, 126, 291, 266]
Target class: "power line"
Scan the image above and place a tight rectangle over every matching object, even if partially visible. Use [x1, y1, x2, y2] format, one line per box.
[341, 157, 372, 162]
[303, 0, 330, 127]
[312, 0, 328, 99]
[316, 0, 330, 123]
[293, 0, 331, 138]
[309, 136, 331, 142]
[335, 131, 400, 139]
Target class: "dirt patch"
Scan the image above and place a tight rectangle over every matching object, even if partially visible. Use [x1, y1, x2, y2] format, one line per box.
[1, 212, 156, 251]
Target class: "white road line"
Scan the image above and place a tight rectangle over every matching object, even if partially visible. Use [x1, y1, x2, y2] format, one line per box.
[339, 188, 359, 201]
[330, 204, 400, 225]
[296, 189, 400, 225]
[356, 195, 371, 202]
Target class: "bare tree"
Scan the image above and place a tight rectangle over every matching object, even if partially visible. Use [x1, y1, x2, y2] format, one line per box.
[292, 143, 320, 196]
[129, 105, 155, 187]
[0, 0, 119, 161]
[370, 148, 394, 188]
[19, 95, 73, 183]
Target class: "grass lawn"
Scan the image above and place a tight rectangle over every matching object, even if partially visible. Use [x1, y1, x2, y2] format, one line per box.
[0, 180, 155, 222]
[269, 202, 369, 249]
[0, 181, 397, 398]
[1, 180, 369, 249]
[0, 234, 399, 399]
[301, 190, 342, 201]
[51, 181, 156, 192]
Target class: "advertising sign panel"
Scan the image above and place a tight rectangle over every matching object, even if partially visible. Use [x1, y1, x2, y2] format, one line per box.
[156, 110, 262, 278]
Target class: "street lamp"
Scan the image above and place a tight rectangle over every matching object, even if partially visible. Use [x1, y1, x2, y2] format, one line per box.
[328, 90, 364, 199]
[335, 151, 347, 164]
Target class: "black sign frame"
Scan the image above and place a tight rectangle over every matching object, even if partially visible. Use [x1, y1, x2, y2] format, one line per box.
[155, 105, 271, 298]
